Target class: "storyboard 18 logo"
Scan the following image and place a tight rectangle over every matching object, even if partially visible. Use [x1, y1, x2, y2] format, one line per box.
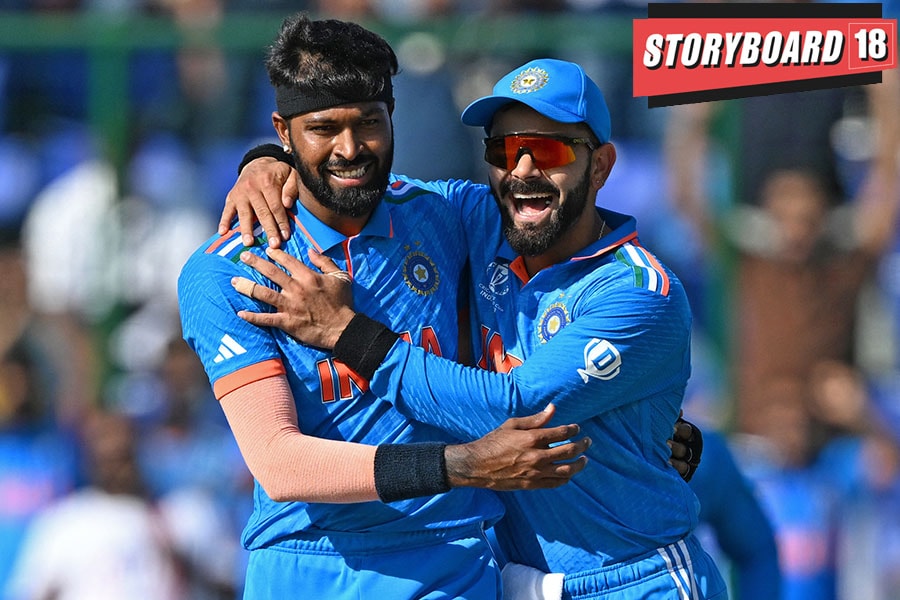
[633, 2, 897, 107]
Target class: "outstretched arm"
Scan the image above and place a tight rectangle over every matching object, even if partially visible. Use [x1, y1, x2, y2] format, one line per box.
[221, 375, 589, 503]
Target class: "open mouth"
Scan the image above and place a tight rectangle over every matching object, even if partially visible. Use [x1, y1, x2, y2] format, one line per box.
[511, 192, 556, 220]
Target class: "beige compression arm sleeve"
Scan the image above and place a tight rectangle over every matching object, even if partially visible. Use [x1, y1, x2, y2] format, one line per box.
[219, 375, 378, 503]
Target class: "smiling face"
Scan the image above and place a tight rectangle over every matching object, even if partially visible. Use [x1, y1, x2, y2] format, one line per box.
[487, 104, 615, 266]
[274, 101, 394, 231]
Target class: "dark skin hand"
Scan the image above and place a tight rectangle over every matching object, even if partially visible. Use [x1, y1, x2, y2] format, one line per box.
[448, 404, 591, 490]
[232, 248, 703, 481]
[670, 416, 702, 482]
[220, 157, 297, 248]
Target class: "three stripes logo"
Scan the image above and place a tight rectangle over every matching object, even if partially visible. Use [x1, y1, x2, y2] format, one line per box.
[213, 334, 247, 364]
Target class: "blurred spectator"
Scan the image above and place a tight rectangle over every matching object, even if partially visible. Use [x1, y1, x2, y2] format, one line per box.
[0, 332, 80, 594]
[736, 428, 841, 600]
[117, 132, 218, 307]
[664, 70, 899, 248]
[131, 337, 247, 498]
[808, 362, 900, 598]
[0, 231, 85, 596]
[4, 410, 183, 600]
[689, 429, 783, 600]
[391, 32, 483, 183]
[117, 336, 250, 595]
[728, 374, 841, 600]
[19, 129, 113, 426]
[5, 403, 243, 600]
[130, 0, 266, 149]
[728, 168, 899, 456]
[829, 427, 900, 599]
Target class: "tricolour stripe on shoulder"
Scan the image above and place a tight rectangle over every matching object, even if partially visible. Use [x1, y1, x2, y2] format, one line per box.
[614, 242, 671, 296]
[383, 180, 434, 205]
[205, 224, 265, 262]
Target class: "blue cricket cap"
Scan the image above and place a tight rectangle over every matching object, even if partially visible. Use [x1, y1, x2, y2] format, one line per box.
[461, 58, 611, 144]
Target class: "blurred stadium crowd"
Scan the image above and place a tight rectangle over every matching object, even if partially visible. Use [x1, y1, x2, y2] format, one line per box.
[0, 1, 899, 599]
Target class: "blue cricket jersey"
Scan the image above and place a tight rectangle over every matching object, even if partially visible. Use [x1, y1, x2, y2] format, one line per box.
[371, 177, 701, 574]
[177, 178, 504, 551]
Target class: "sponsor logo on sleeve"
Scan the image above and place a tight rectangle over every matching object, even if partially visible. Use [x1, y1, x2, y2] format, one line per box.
[577, 338, 622, 383]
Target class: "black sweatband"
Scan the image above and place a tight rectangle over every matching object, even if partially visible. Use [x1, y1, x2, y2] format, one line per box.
[374, 442, 450, 503]
[237, 143, 294, 175]
[332, 313, 399, 381]
[275, 78, 393, 119]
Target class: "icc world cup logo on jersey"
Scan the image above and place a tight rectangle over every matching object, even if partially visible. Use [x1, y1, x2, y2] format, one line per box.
[487, 261, 509, 295]
[403, 251, 440, 296]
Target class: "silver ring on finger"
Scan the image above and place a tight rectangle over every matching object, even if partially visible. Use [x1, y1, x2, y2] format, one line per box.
[326, 270, 352, 284]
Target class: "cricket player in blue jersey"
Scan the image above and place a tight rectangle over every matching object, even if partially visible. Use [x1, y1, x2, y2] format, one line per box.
[229, 57, 726, 599]
[178, 15, 598, 600]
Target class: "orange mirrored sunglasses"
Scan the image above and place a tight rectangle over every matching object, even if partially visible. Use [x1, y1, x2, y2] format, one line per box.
[484, 133, 597, 171]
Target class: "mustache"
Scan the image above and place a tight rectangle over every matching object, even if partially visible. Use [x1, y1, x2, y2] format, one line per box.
[499, 178, 558, 197]
[323, 155, 376, 170]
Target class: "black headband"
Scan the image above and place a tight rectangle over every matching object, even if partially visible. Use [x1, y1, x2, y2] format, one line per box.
[275, 76, 393, 118]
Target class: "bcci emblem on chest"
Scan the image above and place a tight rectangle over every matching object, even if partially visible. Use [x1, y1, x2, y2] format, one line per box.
[403, 251, 440, 296]
[538, 303, 570, 343]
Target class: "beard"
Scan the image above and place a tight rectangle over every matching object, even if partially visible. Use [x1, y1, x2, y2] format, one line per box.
[494, 162, 592, 256]
[290, 139, 394, 218]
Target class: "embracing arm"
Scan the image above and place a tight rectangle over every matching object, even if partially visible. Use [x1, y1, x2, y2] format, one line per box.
[220, 374, 589, 503]
[231, 251, 665, 433]
[219, 144, 298, 249]
[231, 249, 703, 478]
[220, 375, 377, 503]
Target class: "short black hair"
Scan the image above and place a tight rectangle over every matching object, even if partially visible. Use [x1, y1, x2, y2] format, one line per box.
[266, 13, 398, 107]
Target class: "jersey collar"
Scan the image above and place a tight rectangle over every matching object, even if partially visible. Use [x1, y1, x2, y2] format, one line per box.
[506, 208, 638, 284]
[290, 195, 394, 253]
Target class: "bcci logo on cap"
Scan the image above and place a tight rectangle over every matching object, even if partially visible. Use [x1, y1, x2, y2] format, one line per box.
[403, 251, 439, 296]
[510, 67, 549, 94]
[577, 338, 621, 383]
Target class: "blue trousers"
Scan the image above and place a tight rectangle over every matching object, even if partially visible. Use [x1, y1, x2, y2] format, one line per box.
[562, 535, 729, 600]
[243, 524, 501, 600]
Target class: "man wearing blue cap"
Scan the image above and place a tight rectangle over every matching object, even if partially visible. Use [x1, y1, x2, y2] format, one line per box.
[225, 47, 725, 599]
[178, 15, 604, 600]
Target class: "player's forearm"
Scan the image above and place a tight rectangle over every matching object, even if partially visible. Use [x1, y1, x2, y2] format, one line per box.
[333, 310, 666, 436]
[219, 376, 577, 502]
[333, 314, 540, 439]
[220, 376, 451, 503]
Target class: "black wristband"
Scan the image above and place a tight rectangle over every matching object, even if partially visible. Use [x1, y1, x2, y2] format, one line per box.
[237, 143, 294, 175]
[332, 313, 400, 380]
[374, 442, 450, 502]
